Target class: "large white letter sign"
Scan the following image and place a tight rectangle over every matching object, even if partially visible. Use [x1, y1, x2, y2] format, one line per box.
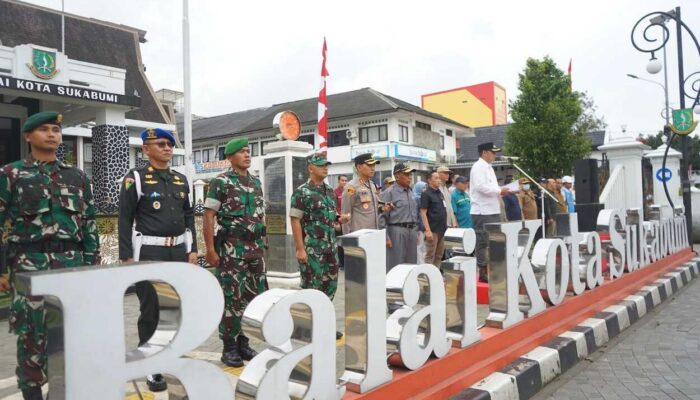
[485, 220, 546, 329]
[581, 231, 604, 289]
[386, 264, 451, 370]
[597, 209, 626, 279]
[555, 213, 585, 295]
[236, 289, 343, 400]
[14, 263, 233, 400]
[532, 239, 570, 306]
[443, 256, 481, 348]
[340, 229, 392, 393]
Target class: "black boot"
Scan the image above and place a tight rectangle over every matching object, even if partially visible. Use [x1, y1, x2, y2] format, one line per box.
[221, 339, 243, 367]
[146, 374, 167, 392]
[21, 386, 43, 400]
[237, 335, 258, 361]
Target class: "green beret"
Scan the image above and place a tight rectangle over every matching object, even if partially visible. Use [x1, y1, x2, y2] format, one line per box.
[224, 138, 248, 156]
[308, 152, 331, 166]
[23, 111, 62, 132]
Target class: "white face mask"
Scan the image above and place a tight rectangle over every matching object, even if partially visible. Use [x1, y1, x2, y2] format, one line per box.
[523, 184, 530, 191]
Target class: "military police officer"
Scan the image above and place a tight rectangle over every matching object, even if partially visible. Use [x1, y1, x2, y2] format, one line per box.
[290, 153, 349, 339]
[118, 127, 198, 392]
[381, 163, 418, 271]
[203, 138, 267, 368]
[0, 111, 99, 400]
[342, 153, 390, 234]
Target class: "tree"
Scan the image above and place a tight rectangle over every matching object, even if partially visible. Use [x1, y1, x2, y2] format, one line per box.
[575, 91, 607, 135]
[504, 56, 592, 178]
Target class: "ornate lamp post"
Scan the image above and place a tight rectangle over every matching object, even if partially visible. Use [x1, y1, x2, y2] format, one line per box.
[631, 7, 700, 238]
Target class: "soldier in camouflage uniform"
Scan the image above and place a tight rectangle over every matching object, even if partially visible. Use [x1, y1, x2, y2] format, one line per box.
[203, 137, 267, 368]
[0, 111, 99, 400]
[289, 153, 349, 339]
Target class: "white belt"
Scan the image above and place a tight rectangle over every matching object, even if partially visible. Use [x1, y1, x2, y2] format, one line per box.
[141, 233, 187, 247]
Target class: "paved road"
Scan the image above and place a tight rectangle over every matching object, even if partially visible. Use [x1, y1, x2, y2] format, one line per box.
[534, 277, 700, 400]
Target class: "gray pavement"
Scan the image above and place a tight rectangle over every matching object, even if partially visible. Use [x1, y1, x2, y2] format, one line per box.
[534, 276, 700, 400]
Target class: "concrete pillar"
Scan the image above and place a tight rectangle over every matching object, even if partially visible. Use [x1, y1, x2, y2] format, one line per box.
[91, 108, 128, 213]
[193, 179, 206, 204]
[644, 142, 683, 209]
[598, 136, 650, 210]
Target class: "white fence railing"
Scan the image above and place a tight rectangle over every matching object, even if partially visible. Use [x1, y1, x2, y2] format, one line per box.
[599, 164, 626, 211]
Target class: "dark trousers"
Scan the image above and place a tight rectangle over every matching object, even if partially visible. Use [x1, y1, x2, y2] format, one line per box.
[472, 214, 502, 269]
[136, 244, 187, 346]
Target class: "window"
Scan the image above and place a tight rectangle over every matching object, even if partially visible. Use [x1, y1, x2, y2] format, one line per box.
[261, 140, 275, 155]
[446, 129, 453, 137]
[83, 140, 93, 181]
[359, 125, 388, 143]
[193, 150, 201, 163]
[440, 135, 445, 150]
[416, 121, 431, 131]
[399, 125, 409, 142]
[171, 155, 184, 166]
[218, 147, 226, 160]
[298, 135, 314, 146]
[328, 130, 350, 147]
[251, 142, 259, 157]
[201, 149, 213, 162]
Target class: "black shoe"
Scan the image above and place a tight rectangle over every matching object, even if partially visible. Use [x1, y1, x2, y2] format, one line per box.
[237, 335, 258, 361]
[21, 387, 43, 400]
[146, 374, 167, 392]
[221, 339, 244, 367]
[336, 331, 343, 340]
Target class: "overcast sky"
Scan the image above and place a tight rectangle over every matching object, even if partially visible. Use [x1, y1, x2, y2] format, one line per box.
[24, 0, 700, 137]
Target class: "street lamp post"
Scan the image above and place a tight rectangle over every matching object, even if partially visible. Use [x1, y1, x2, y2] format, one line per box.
[631, 7, 700, 239]
[626, 73, 670, 124]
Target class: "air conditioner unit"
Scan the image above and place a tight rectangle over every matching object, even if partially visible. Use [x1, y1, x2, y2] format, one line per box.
[345, 129, 357, 140]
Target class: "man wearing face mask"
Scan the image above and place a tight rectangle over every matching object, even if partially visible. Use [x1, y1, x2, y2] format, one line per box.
[518, 178, 538, 220]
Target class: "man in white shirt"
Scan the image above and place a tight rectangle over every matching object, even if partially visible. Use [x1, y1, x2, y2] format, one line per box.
[470, 142, 510, 282]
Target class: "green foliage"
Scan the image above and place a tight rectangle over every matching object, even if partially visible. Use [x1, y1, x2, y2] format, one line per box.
[505, 56, 593, 177]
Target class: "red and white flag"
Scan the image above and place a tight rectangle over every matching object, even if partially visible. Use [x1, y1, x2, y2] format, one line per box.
[568, 58, 572, 90]
[317, 38, 329, 151]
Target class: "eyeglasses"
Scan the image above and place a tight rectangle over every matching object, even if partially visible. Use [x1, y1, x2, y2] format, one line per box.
[146, 141, 174, 149]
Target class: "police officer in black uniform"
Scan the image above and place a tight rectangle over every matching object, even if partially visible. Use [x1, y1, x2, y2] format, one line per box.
[118, 128, 198, 392]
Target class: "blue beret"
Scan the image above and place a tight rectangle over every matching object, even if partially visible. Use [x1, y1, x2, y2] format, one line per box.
[141, 128, 176, 144]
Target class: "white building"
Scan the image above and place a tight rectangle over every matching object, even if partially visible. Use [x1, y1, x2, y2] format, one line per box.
[182, 87, 474, 196]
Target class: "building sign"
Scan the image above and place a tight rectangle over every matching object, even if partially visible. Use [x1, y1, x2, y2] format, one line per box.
[193, 160, 229, 174]
[15, 206, 690, 399]
[351, 144, 390, 160]
[27, 48, 60, 80]
[393, 143, 437, 162]
[0, 76, 140, 107]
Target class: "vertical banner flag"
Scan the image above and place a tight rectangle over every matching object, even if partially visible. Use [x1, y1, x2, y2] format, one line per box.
[317, 38, 329, 151]
[568, 58, 572, 90]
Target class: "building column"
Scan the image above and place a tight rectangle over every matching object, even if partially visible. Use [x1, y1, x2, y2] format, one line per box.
[91, 108, 128, 214]
[598, 135, 650, 210]
[645, 142, 683, 208]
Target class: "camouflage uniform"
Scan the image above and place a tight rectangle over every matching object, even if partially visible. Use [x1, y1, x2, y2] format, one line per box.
[290, 180, 340, 299]
[204, 170, 267, 341]
[0, 155, 99, 390]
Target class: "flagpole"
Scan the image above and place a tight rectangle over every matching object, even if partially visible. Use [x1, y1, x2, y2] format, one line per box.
[183, 0, 194, 196]
[61, 0, 65, 52]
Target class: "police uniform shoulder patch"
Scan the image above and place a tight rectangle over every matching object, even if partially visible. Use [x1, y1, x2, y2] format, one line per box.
[347, 186, 356, 195]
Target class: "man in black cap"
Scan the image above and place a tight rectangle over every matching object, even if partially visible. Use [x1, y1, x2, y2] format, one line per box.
[342, 153, 391, 234]
[381, 163, 418, 270]
[469, 142, 510, 282]
[118, 127, 198, 392]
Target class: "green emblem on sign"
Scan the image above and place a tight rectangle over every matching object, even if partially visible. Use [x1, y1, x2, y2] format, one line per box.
[668, 108, 697, 136]
[27, 48, 59, 80]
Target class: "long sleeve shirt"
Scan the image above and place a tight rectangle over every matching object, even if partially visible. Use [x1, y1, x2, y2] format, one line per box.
[469, 157, 502, 215]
